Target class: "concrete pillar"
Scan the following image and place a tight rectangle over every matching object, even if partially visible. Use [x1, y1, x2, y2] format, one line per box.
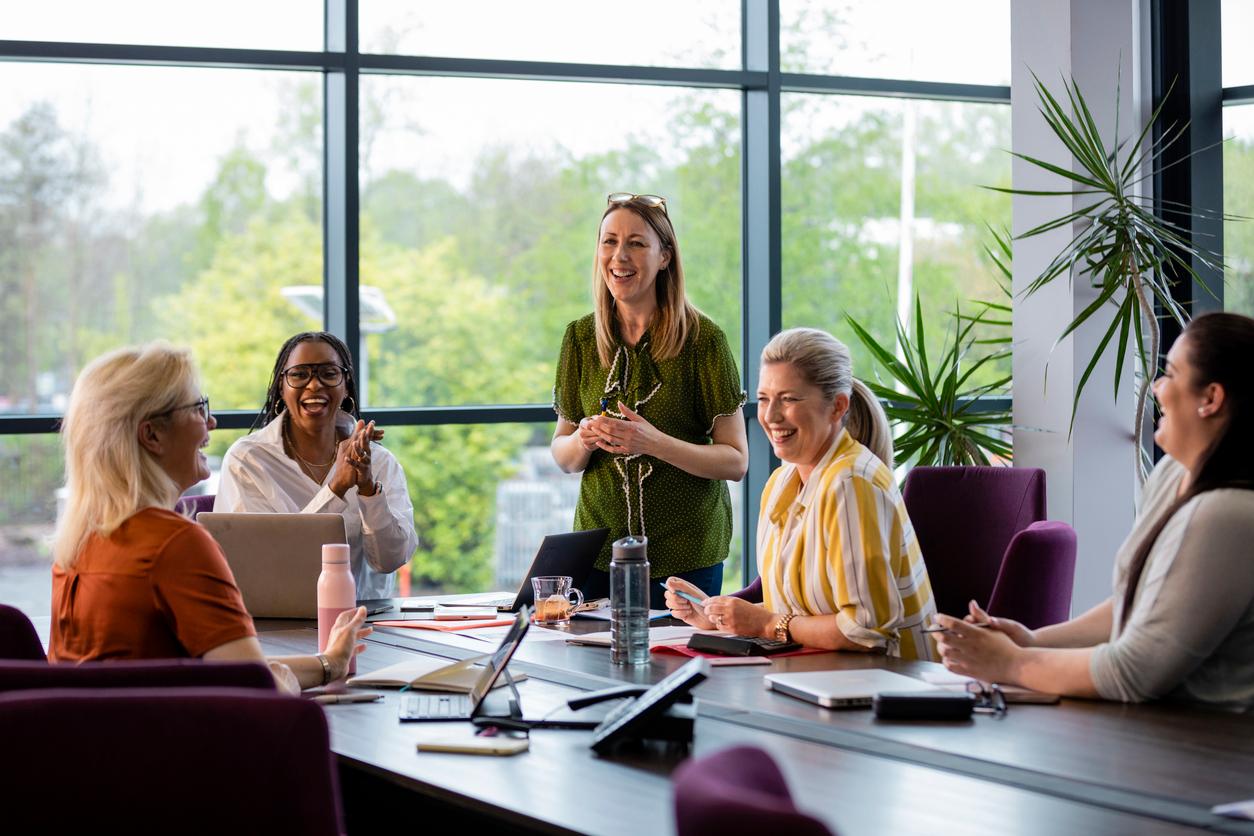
[1011, 0, 1149, 613]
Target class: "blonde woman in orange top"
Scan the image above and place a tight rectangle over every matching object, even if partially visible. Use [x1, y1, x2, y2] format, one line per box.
[51, 342, 368, 691]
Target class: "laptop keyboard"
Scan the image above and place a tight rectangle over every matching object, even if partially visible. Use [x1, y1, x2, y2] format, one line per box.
[400, 693, 472, 720]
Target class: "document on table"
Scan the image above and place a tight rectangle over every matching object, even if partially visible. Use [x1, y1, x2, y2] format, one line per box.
[919, 670, 1060, 704]
[472, 623, 573, 643]
[565, 625, 699, 648]
[1213, 800, 1254, 820]
[573, 606, 672, 622]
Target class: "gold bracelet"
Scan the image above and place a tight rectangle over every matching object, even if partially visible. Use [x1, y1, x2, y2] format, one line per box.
[315, 652, 333, 686]
[774, 612, 797, 644]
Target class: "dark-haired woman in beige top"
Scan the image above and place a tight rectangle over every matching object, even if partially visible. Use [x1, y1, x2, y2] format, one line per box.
[935, 313, 1254, 710]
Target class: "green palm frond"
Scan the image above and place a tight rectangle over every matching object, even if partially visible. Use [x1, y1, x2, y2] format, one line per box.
[992, 71, 1233, 460]
[847, 296, 1012, 468]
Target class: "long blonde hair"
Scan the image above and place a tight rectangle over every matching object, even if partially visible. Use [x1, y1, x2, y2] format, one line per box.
[592, 197, 700, 367]
[760, 327, 894, 469]
[53, 342, 200, 569]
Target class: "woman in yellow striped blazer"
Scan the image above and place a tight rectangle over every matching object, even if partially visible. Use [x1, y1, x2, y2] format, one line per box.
[665, 327, 938, 660]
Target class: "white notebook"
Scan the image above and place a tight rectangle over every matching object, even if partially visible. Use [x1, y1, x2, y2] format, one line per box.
[347, 654, 525, 692]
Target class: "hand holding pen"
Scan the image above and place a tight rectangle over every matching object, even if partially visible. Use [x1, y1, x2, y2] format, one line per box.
[661, 578, 717, 631]
[924, 600, 1037, 648]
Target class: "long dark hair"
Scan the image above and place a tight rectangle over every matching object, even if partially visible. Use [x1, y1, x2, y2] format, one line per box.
[251, 331, 360, 432]
[1120, 312, 1254, 627]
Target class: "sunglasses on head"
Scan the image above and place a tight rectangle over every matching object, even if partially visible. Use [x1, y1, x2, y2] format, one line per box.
[607, 193, 667, 214]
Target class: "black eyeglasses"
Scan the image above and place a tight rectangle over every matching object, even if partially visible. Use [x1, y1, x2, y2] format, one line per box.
[281, 363, 347, 388]
[607, 192, 667, 214]
[966, 680, 1007, 715]
[149, 397, 211, 422]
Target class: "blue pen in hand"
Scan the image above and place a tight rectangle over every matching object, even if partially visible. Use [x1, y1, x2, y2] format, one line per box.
[660, 583, 708, 609]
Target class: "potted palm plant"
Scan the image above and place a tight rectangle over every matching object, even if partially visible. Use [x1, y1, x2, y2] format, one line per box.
[846, 292, 1012, 467]
[1001, 73, 1225, 477]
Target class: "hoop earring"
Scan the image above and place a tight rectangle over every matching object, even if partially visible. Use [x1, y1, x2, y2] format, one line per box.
[340, 396, 356, 414]
[273, 400, 285, 416]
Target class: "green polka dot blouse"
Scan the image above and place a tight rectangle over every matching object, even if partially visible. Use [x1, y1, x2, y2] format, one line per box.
[552, 312, 746, 577]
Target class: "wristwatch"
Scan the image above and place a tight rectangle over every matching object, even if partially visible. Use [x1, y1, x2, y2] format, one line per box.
[774, 612, 797, 644]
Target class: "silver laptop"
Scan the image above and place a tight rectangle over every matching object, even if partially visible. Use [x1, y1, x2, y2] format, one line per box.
[764, 669, 933, 708]
[199, 512, 347, 619]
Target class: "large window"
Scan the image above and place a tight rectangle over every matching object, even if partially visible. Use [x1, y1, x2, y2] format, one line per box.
[781, 95, 1010, 375]
[780, 0, 1010, 85]
[360, 0, 739, 68]
[1225, 106, 1254, 317]
[359, 77, 742, 407]
[1222, 0, 1254, 318]
[0, 4, 1016, 604]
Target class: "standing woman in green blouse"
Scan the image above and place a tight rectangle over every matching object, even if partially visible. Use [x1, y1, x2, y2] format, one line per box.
[551, 193, 748, 606]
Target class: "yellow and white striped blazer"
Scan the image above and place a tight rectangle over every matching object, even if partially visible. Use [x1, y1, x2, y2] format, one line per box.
[757, 429, 937, 661]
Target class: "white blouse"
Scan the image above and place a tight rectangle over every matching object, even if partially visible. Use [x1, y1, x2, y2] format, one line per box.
[214, 413, 418, 600]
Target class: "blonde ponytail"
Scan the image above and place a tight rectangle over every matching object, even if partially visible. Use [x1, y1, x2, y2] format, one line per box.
[846, 378, 893, 469]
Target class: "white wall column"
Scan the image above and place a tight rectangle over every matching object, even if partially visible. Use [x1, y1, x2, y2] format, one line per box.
[1011, 0, 1149, 613]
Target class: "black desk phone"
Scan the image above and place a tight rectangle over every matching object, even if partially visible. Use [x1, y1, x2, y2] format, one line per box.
[588, 658, 709, 754]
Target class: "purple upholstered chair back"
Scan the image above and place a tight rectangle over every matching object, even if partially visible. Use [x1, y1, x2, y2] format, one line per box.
[0, 658, 275, 692]
[902, 466, 1046, 618]
[176, 492, 216, 519]
[0, 687, 343, 835]
[0, 605, 45, 660]
[729, 577, 763, 603]
[673, 745, 834, 836]
[987, 521, 1077, 629]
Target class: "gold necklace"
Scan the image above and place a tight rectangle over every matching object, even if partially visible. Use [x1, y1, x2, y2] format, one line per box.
[284, 423, 336, 478]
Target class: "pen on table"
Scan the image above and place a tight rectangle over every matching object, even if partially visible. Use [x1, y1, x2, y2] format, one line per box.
[659, 583, 708, 609]
[311, 692, 383, 705]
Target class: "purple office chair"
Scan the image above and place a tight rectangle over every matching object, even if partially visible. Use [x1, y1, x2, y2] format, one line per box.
[987, 521, 1077, 629]
[177, 492, 216, 519]
[0, 658, 275, 691]
[0, 605, 45, 660]
[902, 466, 1047, 620]
[0, 687, 343, 835]
[729, 577, 763, 603]
[674, 745, 834, 836]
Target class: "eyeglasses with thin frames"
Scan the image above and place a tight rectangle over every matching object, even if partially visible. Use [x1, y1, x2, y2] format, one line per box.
[966, 680, 1007, 715]
[148, 397, 211, 423]
[281, 363, 347, 388]
[607, 192, 667, 214]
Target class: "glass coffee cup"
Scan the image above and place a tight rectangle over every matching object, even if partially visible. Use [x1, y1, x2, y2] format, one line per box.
[531, 575, 584, 625]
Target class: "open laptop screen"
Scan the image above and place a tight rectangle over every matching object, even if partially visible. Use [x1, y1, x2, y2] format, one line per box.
[468, 606, 531, 712]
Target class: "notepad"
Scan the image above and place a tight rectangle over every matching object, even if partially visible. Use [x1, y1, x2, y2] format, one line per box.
[346, 654, 526, 692]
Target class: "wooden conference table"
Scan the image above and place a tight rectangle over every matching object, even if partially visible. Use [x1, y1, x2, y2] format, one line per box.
[254, 611, 1254, 836]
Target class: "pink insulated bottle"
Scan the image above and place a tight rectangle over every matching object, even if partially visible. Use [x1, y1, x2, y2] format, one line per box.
[317, 543, 357, 676]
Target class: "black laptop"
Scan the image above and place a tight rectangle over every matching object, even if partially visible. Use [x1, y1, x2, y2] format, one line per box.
[398, 607, 531, 721]
[444, 528, 608, 612]
[506, 528, 609, 610]
[363, 529, 610, 620]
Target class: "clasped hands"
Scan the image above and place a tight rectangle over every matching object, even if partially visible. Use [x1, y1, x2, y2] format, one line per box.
[330, 419, 385, 498]
[576, 401, 663, 457]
